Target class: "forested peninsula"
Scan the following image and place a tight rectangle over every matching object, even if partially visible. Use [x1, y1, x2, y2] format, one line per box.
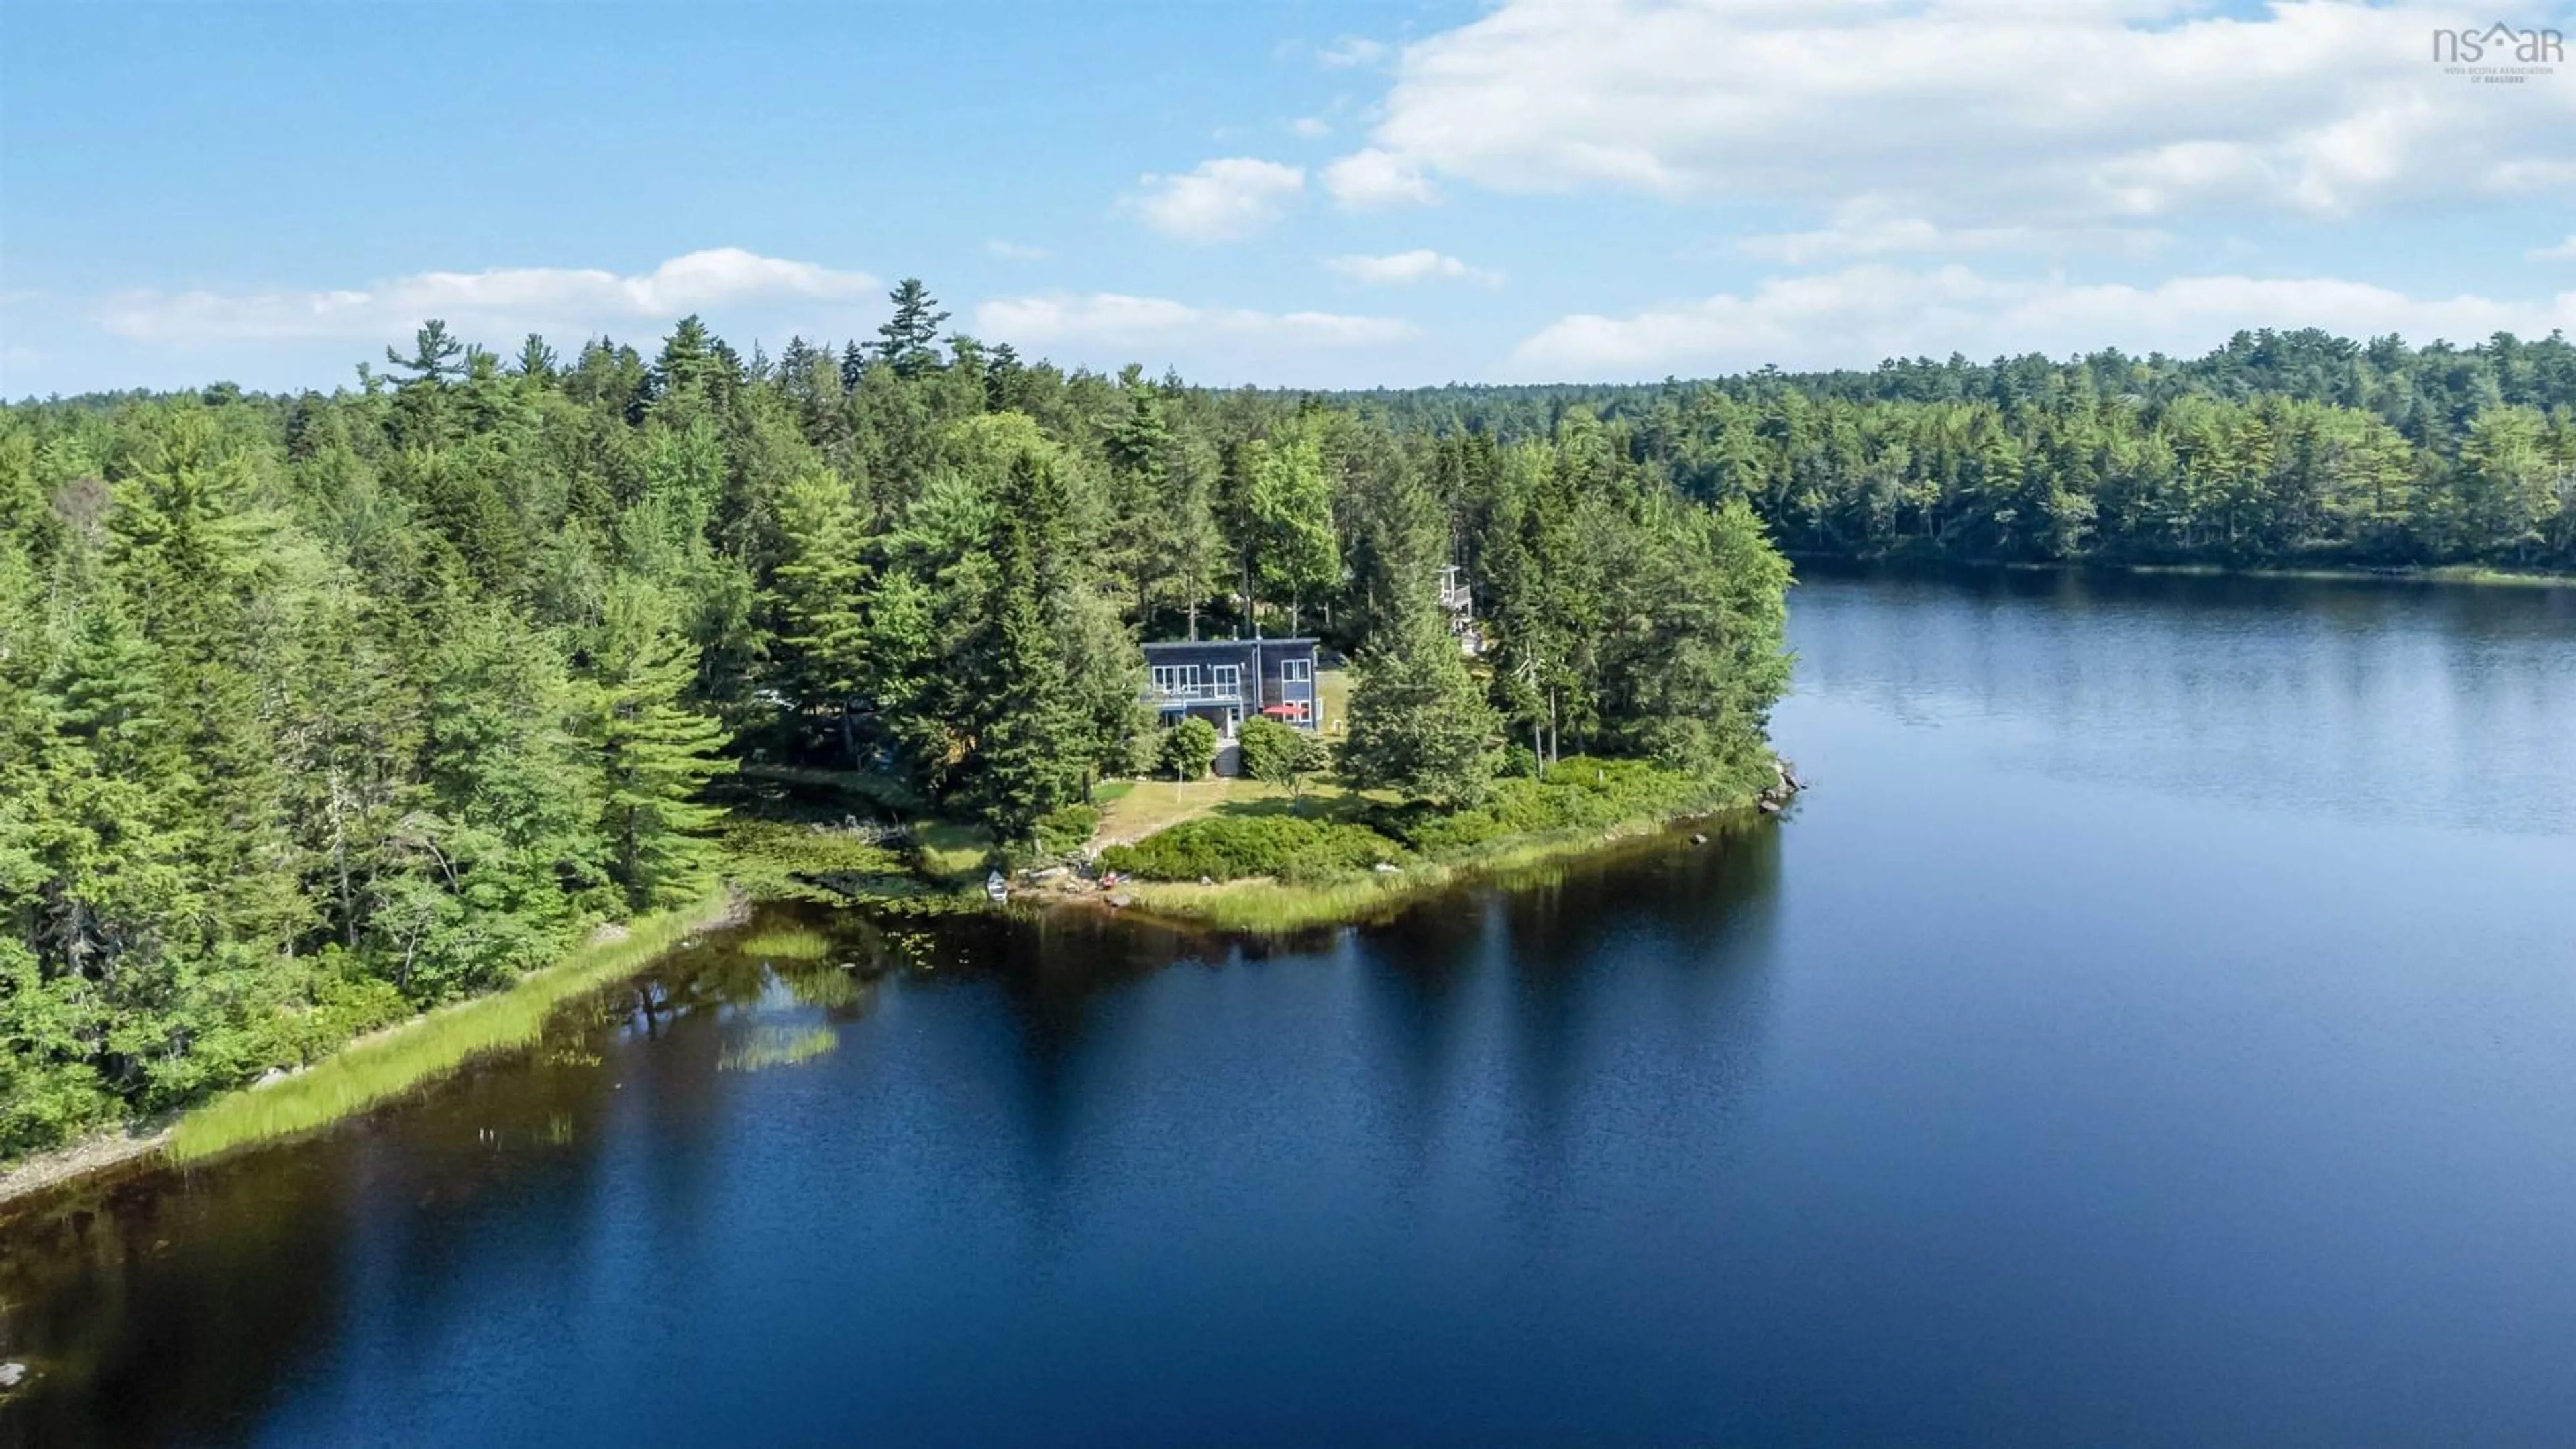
[5, 301, 2570, 1167]
[1, 285, 1793, 1165]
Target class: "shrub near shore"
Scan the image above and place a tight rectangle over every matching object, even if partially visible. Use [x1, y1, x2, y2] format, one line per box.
[1097, 755, 1755, 893]
[1381, 757, 1748, 853]
[1096, 757, 1771, 934]
[1099, 814, 1409, 883]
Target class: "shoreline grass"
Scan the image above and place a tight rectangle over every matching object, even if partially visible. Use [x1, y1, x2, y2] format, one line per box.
[164, 892, 741, 1165]
[911, 819, 996, 885]
[1111, 790, 1764, 934]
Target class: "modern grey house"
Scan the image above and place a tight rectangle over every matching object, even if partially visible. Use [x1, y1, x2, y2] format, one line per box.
[1141, 635, 1321, 739]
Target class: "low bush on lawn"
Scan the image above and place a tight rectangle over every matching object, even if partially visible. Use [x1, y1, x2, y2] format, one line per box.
[1097, 813, 1409, 883]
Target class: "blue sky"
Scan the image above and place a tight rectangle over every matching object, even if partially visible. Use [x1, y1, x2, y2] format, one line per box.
[3, 0, 2572, 396]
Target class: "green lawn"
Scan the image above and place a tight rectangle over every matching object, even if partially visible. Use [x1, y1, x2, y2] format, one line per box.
[1095, 776, 1301, 843]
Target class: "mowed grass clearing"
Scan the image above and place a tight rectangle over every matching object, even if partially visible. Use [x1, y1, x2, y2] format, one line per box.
[1091, 775, 1382, 847]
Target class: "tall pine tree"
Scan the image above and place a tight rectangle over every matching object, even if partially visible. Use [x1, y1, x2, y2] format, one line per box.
[577, 580, 733, 908]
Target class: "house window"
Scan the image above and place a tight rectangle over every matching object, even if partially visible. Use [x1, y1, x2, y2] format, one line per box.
[1210, 665, 1241, 696]
[1280, 658, 1312, 684]
[1151, 665, 1199, 696]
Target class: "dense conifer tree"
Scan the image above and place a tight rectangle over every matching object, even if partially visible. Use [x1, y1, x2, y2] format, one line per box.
[1342, 586, 1498, 807]
[578, 581, 733, 909]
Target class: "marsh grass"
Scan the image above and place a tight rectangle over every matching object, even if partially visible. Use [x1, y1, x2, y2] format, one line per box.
[166, 893, 738, 1164]
[737, 926, 833, 961]
[718, 1026, 839, 1073]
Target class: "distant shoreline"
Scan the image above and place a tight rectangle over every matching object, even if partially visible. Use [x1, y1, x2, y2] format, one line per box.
[1785, 551, 2576, 590]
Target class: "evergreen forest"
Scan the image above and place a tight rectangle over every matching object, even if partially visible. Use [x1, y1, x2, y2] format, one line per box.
[0, 284, 1788, 1159]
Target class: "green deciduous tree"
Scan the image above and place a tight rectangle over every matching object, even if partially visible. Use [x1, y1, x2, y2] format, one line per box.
[1240, 431, 1338, 633]
[1159, 717, 1220, 781]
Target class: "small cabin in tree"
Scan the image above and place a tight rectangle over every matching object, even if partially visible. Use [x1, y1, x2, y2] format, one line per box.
[1141, 635, 1321, 739]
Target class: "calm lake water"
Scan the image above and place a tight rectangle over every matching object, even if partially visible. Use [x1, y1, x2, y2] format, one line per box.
[8, 566, 2576, 1447]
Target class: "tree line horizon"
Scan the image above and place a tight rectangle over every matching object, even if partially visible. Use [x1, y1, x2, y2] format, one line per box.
[34, 317, 2575, 571]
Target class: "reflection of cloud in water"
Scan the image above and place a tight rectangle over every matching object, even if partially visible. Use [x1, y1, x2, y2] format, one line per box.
[1790, 566, 2576, 836]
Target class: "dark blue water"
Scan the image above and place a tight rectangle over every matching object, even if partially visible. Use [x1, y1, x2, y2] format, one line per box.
[8, 566, 2576, 1446]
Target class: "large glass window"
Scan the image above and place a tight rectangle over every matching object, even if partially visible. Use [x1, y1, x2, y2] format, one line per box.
[1280, 658, 1312, 683]
[1210, 665, 1241, 696]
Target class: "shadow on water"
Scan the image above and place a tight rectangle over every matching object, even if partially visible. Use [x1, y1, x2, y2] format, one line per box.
[1351, 821, 1786, 1207]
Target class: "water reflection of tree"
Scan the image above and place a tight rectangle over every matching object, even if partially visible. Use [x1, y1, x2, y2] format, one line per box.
[1360, 824, 1788, 1226]
[0, 983, 652, 1442]
[0, 845, 1791, 1440]
[0, 910, 889, 1444]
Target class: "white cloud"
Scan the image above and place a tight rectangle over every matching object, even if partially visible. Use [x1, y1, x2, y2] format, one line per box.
[1128, 158, 1306, 242]
[1326, 250, 1503, 286]
[1323, 148, 1439, 209]
[1318, 36, 1389, 69]
[1338, 0, 2576, 234]
[985, 239, 1050, 260]
[1739, 202, 2169, 264]
[975, 292, 1415, 348]
[1292, 115, 1333, 139]
[1512, 266, 2576, 378]
[2532, 235, 2576, 261]
[99, 248, 877, 343]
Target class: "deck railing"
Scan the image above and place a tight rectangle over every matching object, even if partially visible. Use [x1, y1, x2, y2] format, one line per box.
[1150, 682, 1244, 703]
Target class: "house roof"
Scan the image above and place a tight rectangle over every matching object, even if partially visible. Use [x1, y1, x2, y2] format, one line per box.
[1140, 636, 1319, 651]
